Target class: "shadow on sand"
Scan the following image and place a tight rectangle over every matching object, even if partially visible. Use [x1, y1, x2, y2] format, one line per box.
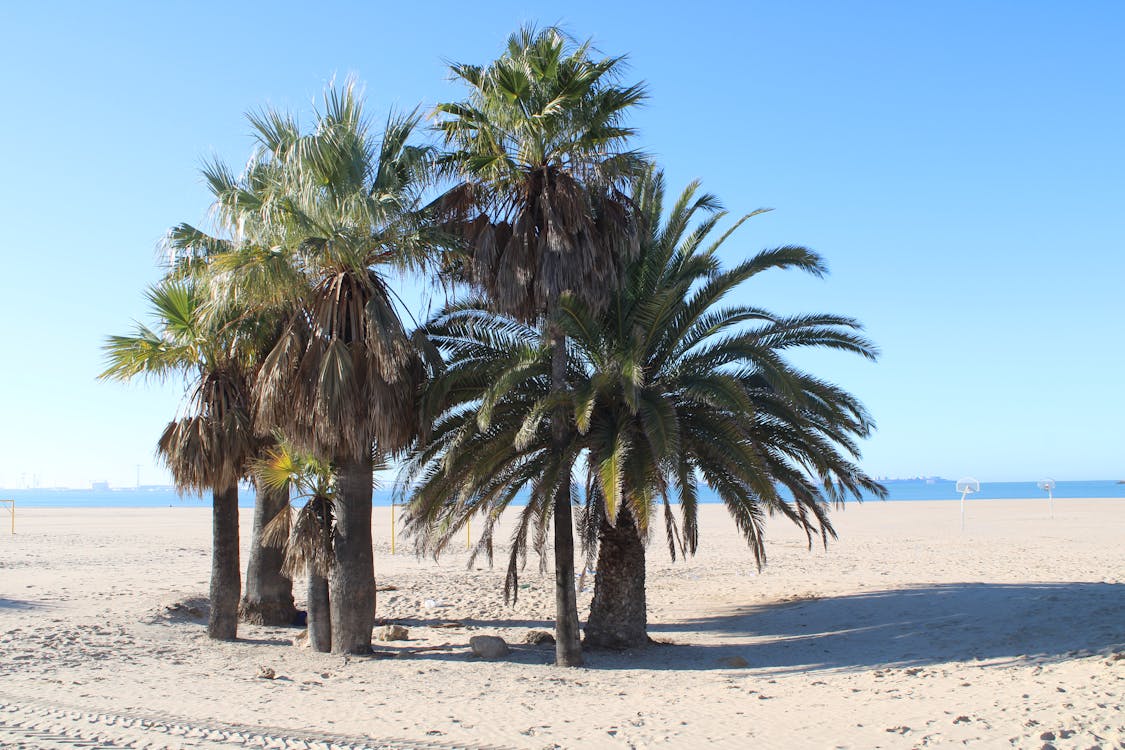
[388, 616, 554, 630]
[624, 581, 1125, 674]
[0, 598, 45, 611]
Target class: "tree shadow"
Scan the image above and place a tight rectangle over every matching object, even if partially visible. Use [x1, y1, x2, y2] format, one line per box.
[383, 616, 554, 630]
[0, 598, 45, 610]
[611, 582, 1125, 674]
[237, 636, 295, 647]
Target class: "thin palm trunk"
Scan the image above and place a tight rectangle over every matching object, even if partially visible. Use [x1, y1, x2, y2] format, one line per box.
[240, 483, 296, 625]
[208, 483, 241, 640]
[307, 562, 332, 652]
[550, 328, 583, 666]
[584, 506, 647, 649]
[329, 458, 376, 654]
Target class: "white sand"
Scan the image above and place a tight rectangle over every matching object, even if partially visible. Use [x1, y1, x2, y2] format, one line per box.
[1, 499, 1122, 749]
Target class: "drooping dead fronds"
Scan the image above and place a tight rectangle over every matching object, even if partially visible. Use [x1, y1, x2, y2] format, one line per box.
[157, 368, 257, 493]
[255, 269, 423, 461]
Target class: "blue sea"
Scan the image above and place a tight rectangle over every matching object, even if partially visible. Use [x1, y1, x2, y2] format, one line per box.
[2, 479, 1122, 509]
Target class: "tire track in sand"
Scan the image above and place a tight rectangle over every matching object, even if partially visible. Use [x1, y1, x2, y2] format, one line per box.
[0, 695, 512, 750]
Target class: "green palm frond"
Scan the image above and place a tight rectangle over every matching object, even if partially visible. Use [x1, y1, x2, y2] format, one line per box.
[403, 168, 885, 580]
[187, 82, 435, 463]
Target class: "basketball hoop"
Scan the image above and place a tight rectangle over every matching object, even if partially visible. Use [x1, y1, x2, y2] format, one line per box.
[956, 477, 979, 531]
[1037, 478, 1056, 518]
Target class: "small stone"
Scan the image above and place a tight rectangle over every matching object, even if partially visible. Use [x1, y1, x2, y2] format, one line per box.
[718, 655, 749, 668]
[469, 635, 510, 659]
[1041, 744, 1056, 750]
[953, 716, 970, 724]
[523, 630, 556, 646]
[376, 624, 409, 641]
[1039, 731, 1056, 741]
[256, 666, 276, 679]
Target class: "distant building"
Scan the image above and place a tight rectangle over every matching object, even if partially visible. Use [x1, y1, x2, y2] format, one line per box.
[91, 481, 110, 492]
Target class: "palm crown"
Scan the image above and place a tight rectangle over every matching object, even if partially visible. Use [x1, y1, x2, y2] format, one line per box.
[563, 172, 886, 563]
[403, 172, 886, 598]
[100, 279, 261, 492]
[433, 26, 647, 321]
[184, 84, 433, 461]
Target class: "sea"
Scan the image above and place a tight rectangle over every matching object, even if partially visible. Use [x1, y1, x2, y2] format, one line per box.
[1, 479, 1122, 509]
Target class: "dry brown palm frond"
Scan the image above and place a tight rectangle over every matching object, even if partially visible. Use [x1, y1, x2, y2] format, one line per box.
[158, 369, 257, 492]
[433, 170, 637, 323]
[263, 495, 335, 579]
[254, 268, 423, 461]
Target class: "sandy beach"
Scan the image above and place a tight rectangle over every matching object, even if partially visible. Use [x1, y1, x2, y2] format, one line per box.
[1, 499, 1122, 749]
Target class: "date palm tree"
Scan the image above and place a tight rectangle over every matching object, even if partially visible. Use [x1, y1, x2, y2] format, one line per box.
[204, 84, 432, 653]
[401, 301, 570, 605]
[569, 173, 887, 648]
[430, 26, 646, 666]
[101, 280, 261, 640]
[405, 173, 886, 650]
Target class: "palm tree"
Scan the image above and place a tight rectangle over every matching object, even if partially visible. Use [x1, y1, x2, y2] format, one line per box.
[566, 173, 887, 648]
[254, 443, 341, 652]
[401, 301, 571, 605]
[206, 84, 432, 653]
[101, 280, 261, 640]
[404, 173, 886, 650]
[430, 26, 646, 666]
[166, 164, 302, 628]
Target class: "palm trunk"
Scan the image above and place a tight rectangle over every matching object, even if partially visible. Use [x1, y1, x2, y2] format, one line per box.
[208, 482, 241, 640]
[584, 506, 647, 649]
[307, 562, 332, 653]
[240, 483, 296, 625]
[549, 327, 583, 667]
[329, 457, 375, 654]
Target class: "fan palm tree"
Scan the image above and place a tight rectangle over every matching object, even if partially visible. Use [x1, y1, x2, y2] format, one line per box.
[404, 173, 886, 650]
[430, 26, 647, 666]
[165, 161, 302, 628]
[204, 84, 433, 653]
[254, 443, 340, 652]
[101, 280, 261, 640]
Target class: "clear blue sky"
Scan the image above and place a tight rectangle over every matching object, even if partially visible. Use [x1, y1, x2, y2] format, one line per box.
[1, 1, 1122, 488]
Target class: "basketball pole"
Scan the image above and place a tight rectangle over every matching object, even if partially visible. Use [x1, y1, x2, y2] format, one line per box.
[1039, 479, 1056, 519]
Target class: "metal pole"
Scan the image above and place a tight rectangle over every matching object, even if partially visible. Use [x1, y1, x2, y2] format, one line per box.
[960, 491, 966, 531]
[1049, 489, 1053, 519]
[391, 499, 396, 555]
